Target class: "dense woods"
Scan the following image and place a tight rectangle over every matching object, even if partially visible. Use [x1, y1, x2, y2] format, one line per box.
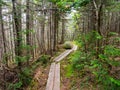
[0, 0, 120, 90]
[61, 0, 120, 90]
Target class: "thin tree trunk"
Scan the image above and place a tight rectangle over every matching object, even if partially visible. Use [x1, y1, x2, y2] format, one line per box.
[12, 0, 22, 71]
[61, 19, 65, 44]
[26, 0, 31, 65]
[53, 11, 57, 51]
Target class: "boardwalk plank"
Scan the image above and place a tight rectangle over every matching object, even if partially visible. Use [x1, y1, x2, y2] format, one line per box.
[55, 50, 72, 62]
[46, 63, 55, 90]
[53, 63, 60, 90]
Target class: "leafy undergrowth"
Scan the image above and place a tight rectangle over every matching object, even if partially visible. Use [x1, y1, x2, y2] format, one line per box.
[61, 45, 120, 90]
[61, 52, 120, 90]
[61, 32, 120, 90]
[61, 54, 98, 90]
[7, 55, 51, 90]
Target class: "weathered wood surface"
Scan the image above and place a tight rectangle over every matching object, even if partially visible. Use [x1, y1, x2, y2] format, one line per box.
[53, 50, 69, 62]
[46, 63, 55, 90]
[46, 45, 77, 90]
[53, 63, 60, 90]
[54, 50, 72, 62]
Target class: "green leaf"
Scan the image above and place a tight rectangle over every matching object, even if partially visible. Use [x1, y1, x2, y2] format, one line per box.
[14, 81, 23, 89]
[109, 32, 118, 36]
[99, 54, 108, 60]
[109, 77, 120, 86]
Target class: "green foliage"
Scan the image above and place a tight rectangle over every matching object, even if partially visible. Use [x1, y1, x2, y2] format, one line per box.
[105, 45, 120, 57]
[7, 67, 32, 90]
[15, 56, 30, 65]
[72, 0, 91, 8]
[0, 0, 9, 6]
[109, 32, 118, 36]
[7, 54, 48, 90]
[48, 0, 74, 12]
[38, 55, 50, 65]
[105, 1, 120, 12]
[70, 51, 83, 70]
[66, 64, 73, 77]
[19, 67, 32, 86]
[8, 81, 22, 90]
[67, 31, 120, 89]
[63, 41, 73, 49]
[93, 31, 102, 40]
[69, 50, 120, 89]
[110, 77, 120, 86]
[94, 71, 120, 90]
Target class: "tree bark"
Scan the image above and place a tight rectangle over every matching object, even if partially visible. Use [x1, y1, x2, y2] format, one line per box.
[12, 0, 22, 71]
[61, 19, 65, 44]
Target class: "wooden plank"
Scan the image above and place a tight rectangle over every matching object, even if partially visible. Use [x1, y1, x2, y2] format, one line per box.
[72, 45, 77, 51]
[55, 50, 72, 62]
[54, 45, 77, 62]
[46, 63, 55, 90]
[55, 45, 77, 62]
[54, 50, 69, 61]
[55, 50, 70, 62]
[53, 63, 60, 90]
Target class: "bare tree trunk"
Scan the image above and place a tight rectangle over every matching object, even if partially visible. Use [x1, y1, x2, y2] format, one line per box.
[0, 2, 7, 64]
[26, 0, 31, 65]
[53, 11, 56, 51]
[92, 0, 103, 58]
[12, 0, 22, 71]
[0, 3, 7, 90]
[61, 19, 65, 44]
[50, 4, 53, 55]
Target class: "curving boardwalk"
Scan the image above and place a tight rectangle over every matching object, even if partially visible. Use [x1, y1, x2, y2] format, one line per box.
[46, 45, 77, 90]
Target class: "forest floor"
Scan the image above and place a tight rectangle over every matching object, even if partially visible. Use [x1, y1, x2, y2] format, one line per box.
[60, 56, 98, 90]
[60, 53, 120, 90]
[26, 44, 120, 90]
[26, 63, 50, 90]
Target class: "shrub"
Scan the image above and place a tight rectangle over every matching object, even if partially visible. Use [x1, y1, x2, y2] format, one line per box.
[63, 41, 73, 49]
[38, 55, 50, 65]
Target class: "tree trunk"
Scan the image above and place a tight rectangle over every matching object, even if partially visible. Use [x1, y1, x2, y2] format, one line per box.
[61, 19, 65, 44]
[26, 0, 31, 65]
[12, 0, 22, 71]
[0, 3, 7, 90]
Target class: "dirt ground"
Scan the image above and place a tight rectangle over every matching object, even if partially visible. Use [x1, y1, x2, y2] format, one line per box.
[26, 64, 50, 90]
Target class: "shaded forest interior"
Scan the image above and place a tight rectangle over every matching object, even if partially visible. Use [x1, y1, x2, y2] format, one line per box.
[0, 0, 120, 90]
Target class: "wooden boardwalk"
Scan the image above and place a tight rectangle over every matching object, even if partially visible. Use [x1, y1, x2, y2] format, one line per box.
[46, 45, 77, 90]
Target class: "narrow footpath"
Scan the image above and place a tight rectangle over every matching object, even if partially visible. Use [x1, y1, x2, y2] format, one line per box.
[46, 45, 77, 90]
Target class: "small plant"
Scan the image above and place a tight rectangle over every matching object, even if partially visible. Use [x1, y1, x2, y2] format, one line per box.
[8, 81, 22, 90]
[38, 55, 50, 65]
